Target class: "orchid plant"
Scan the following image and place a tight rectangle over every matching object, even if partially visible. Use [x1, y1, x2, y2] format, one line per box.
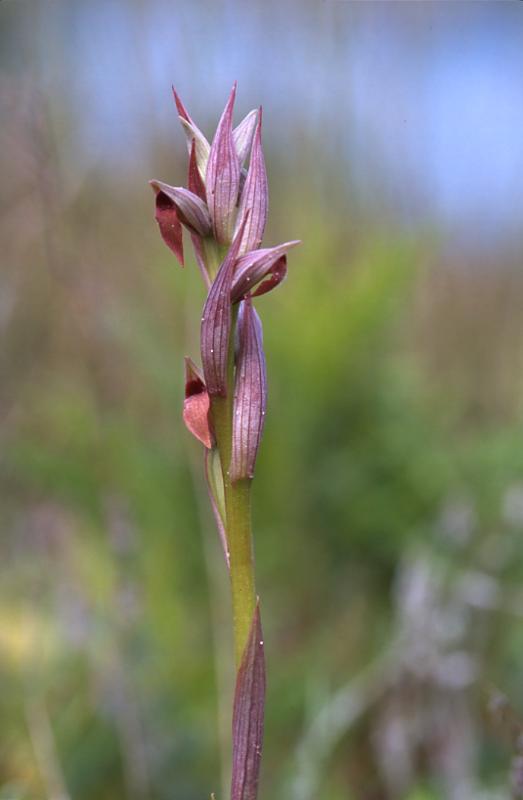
[150, 84, 299, 799]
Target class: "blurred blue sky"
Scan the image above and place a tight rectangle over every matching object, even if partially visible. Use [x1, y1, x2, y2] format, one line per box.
[4, 0, 523, 250]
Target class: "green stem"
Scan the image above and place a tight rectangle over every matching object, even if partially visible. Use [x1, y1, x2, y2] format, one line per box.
[211, 306, 257, 668]
[226, 477, 255, 668]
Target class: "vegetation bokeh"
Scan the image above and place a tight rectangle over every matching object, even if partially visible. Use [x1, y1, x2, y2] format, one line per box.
[2, 3, 523, 799]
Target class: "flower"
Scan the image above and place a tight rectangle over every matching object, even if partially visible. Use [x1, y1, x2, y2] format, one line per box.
[150, 84, 299, 298]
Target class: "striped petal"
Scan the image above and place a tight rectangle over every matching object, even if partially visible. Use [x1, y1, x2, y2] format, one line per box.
[205, 84, 241, 245]
[235, 109, 268, 256]
[230, 298, 267, 482]
[233, 109, 258, 166]
[200, 215, 249, 396]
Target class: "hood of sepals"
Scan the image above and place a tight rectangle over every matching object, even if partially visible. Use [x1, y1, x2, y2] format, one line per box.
[230, 296, 267, 483]
[173, 88, 257, 184]
[200, 213, 250, 397]
[230, 240, 301, 302]
[205, 84, 241, 246]
[183, 357, 214, 449]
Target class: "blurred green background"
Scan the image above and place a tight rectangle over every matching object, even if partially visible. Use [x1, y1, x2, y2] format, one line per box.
[2, 2, 523, 798]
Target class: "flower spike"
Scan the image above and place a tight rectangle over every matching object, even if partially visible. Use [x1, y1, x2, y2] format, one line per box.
[200, 213, 249, 397]
[150, 87, 299, 800]
[235, 109, 268, 256]
[230, 298, 267, 482]
[205, 84, 241, 245]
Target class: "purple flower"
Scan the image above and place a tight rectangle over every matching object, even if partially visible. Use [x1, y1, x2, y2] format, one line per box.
[152, 86, 300, 298]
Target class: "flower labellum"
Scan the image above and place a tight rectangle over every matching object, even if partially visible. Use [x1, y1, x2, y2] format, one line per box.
[200, 214, 249, 397]
[206, 85, 241, 245]
[152, 188, 184, 265]
[230, 298, 267, 482]
[231, 603, 266, 800]
[183, 357, 213, 449]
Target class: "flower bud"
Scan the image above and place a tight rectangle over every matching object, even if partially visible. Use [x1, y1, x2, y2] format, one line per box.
[230, 298, 267, 482]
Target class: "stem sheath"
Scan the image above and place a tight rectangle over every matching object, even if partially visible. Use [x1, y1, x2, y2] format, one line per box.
[211, 306, 257, 667]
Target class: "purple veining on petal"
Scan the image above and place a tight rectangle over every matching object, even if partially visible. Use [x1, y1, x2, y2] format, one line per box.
[206, 84, 241, 245]
[233, 109, 258, 166]
[231, 602, 265, 800]
[230, 298, 267, 482]
[200, 214, 249, 397]
[235, 109, 268, 257]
